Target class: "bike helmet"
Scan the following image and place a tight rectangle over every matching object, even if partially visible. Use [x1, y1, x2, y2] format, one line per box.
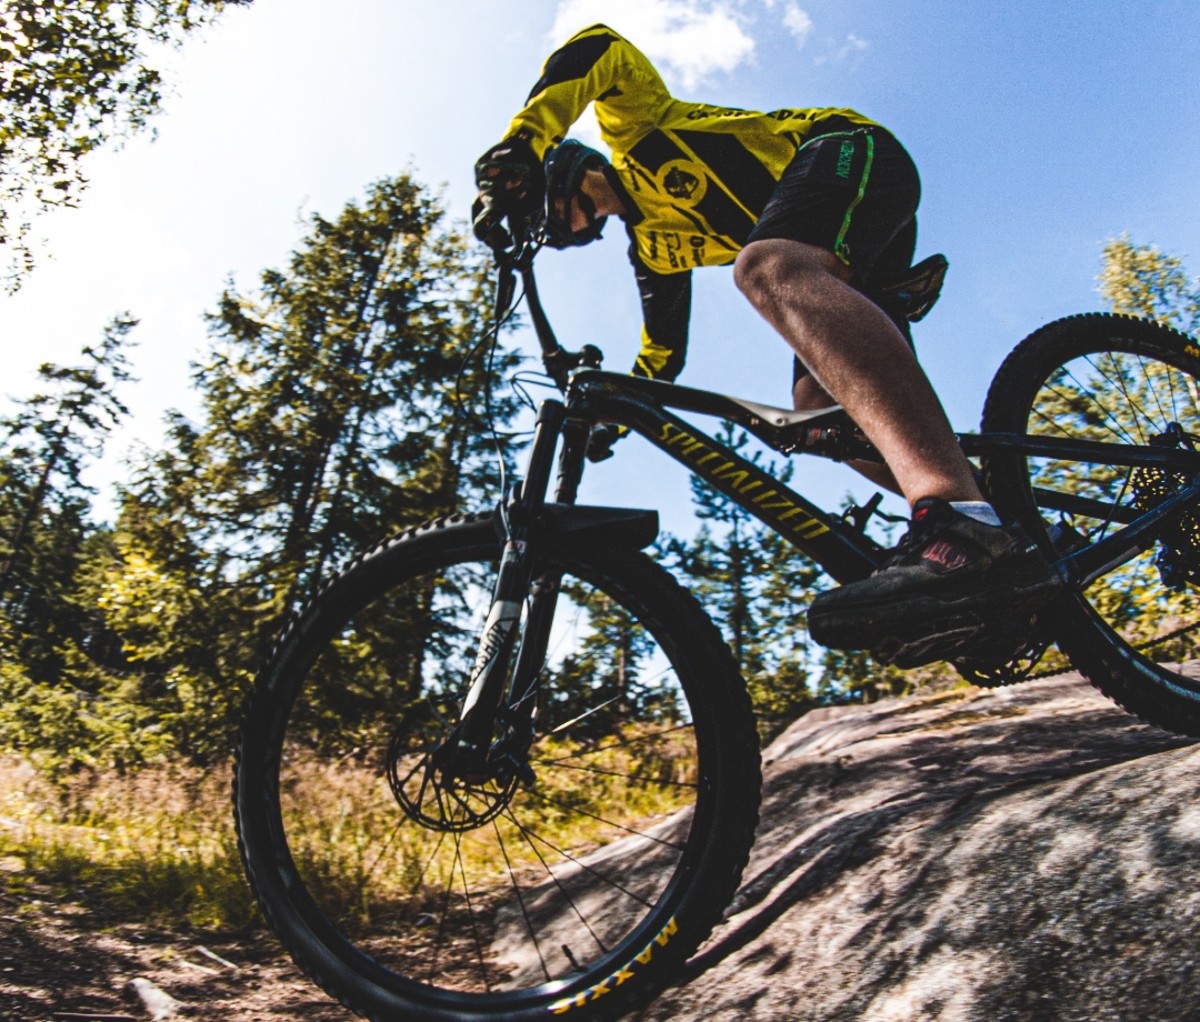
[542, 139, 610, 248]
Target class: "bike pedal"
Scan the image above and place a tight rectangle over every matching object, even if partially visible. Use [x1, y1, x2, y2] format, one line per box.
[873, 621, 983, 668]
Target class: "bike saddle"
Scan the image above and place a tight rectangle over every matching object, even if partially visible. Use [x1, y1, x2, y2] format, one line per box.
[871, 253, 949, 323]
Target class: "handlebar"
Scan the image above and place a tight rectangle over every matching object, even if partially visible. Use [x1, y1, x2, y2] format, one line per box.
[481, 206, 603, 390]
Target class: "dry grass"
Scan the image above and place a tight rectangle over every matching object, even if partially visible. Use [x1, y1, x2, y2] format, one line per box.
[0, 756, 255, 929]
[275, 724, 699, 930]
[0, 725, 697, 934]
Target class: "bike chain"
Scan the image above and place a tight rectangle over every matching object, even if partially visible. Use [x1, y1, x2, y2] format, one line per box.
[968, 607, 1200, 687]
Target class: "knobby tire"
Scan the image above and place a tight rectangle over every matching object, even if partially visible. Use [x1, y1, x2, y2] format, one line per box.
[981, 313, 1200, 735]
[234, 513, 761, 1022]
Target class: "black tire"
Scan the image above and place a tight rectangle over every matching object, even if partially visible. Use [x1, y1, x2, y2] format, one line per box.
[981, 313, 1200, 733]
[235, 513, 760, 1022]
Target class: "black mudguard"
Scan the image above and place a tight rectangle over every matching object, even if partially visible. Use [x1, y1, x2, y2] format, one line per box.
[497, 503, 660, 550]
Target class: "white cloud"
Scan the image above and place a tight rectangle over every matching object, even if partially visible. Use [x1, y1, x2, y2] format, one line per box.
[781, 4, 814, 47]
[814, 32, 869, 67]
[548, 0, 756, 91]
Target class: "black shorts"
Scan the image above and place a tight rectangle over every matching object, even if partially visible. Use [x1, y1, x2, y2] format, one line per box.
[745, 120, 922, 385]
[747, 120, 920, 277]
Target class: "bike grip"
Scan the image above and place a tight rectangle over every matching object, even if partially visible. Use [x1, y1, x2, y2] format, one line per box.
[473, 196, 511, 251]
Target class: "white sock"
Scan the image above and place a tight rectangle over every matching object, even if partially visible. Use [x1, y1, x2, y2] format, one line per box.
[950, 501, 1002, 527]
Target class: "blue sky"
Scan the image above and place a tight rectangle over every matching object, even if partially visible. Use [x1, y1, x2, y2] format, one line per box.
[1, 0, 1198, 536]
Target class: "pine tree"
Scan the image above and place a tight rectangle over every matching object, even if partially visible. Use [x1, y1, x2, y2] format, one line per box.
[0, 316, 135, 669]
[1099, 235, 1200, 335]
[97, 174, 518, 762]
[0, 319, 145, 772]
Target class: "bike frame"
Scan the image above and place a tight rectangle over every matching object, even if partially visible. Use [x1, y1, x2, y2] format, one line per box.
[556, 372, 884, 581]
[537, 370, 1200, 588]
[453, 229, 1200, 759]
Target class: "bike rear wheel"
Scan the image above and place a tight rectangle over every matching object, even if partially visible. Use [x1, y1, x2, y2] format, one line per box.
[234, 513, 760, 1022]
[981, 313, 1200, 734]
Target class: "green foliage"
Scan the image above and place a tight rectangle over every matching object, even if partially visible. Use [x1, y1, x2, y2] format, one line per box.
[1, 174, 516, 772]
[0, 321, 135, 744]
[157, 175, 508, 594]
[0, 756, 255, 928]
[0, 629, 174, 778]
[0, 317, 134, 569]
[1099, 235, 1200, 335]
[94, 175, 516, 764]
[0, 0, 251, 287]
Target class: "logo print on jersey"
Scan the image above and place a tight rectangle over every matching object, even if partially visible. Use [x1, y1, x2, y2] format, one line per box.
[658, 160, 707, 203]
[664, 167, 700, 199]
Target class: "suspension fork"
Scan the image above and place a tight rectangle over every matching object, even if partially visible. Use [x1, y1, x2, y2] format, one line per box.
[504, 412, 592, 713]
[454, 400, 588, 768]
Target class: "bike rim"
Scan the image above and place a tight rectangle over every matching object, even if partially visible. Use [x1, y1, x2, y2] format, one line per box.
[254, 542, 718, 1013]
[1010, 340, 1200, 686]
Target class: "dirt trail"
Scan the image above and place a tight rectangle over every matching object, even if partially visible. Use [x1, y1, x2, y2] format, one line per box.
[0, 883, 352, 1022]
[5, 673, 1199, 1021]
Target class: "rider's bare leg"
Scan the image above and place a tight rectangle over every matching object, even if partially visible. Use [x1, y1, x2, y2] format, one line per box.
[792, 374, 902, 495]
[735, 237, 982, 507]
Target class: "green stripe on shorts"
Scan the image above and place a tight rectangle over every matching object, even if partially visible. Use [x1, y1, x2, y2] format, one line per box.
[834, 132, 875, 266]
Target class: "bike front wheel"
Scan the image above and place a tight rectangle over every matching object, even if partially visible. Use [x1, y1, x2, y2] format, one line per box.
[234, 513, 760, 1022]
[982, 313, 1200, 734]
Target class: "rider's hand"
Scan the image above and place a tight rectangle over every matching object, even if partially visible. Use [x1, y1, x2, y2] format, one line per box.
[474, 134, 543, 239]
[472, 195, 508, 248]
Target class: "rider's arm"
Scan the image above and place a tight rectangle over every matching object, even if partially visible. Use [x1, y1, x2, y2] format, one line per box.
[504, 24, 672, 159]
[584, 245, 690, 461]
[630, 243, 692, 383]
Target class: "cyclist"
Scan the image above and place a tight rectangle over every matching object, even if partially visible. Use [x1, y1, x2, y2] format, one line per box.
[474, 24, 1060, 665]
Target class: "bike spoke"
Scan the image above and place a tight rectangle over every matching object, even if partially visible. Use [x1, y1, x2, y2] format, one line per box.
[501, 808, 610, 960]
[492, 818, 553, 983]
[427, 834, 461, 985]
[503, 807, 656, 910]
[524, 787, 688, 853]
[412, 830, 450, 892]
[1085, 353, 1151, 443]
[533, 758, 698, 789]
[454, 836, 492, 993]
[535, 721, 695, 759]
[360, 814, 410, 884]
[259, 538, 729, 1007]
[1038, 370, 1131, 444]
[544, 695, 621, 736]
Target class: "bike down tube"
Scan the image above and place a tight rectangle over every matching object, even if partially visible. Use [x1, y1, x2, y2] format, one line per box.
[567, 376, 885, 583]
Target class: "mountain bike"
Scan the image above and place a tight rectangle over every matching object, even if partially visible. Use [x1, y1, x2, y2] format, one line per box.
[234, 213, 1200, 1022]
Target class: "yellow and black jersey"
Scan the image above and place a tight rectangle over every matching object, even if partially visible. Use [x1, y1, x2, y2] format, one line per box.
[503, 23, 880, 382]
[507, 23, 877, 276]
